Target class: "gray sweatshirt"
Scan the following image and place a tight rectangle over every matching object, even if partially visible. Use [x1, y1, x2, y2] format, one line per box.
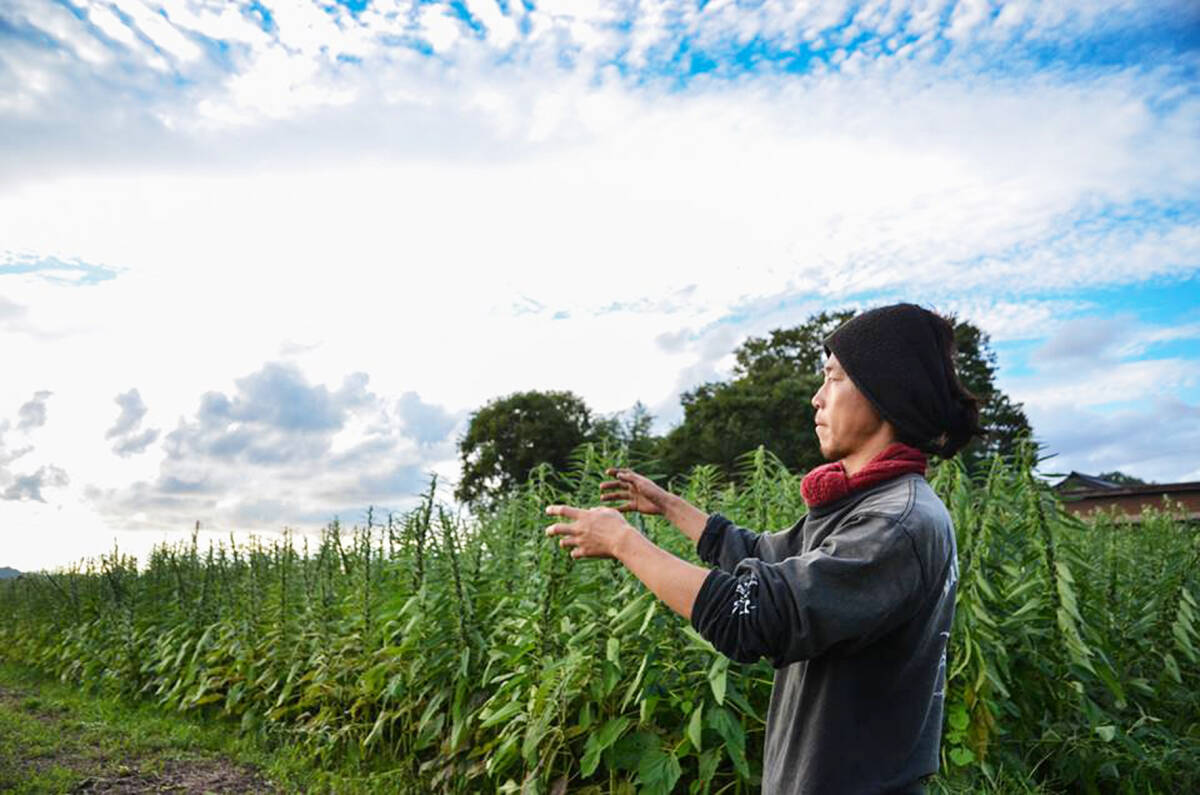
[690, 473, 958, 794]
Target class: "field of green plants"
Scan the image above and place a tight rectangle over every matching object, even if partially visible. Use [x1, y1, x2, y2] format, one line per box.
[1, 444, 1198, 793]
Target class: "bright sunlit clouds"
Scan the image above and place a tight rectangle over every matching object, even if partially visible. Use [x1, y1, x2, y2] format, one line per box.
[2, 0, 1198, 571]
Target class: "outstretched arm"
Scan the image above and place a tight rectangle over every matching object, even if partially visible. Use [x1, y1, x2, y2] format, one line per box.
[545, 504, 711, 620]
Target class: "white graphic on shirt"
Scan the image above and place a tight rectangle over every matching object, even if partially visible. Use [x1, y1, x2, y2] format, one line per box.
[934, 556, 957, 699]
[943, 553, 959, 596]
[731, 574, 758, 616]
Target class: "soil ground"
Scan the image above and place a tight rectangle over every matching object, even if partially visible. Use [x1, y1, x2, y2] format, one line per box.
[0, 671, 278, 794]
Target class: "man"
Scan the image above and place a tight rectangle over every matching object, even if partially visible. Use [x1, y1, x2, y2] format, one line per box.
[545, 303, 982, 793]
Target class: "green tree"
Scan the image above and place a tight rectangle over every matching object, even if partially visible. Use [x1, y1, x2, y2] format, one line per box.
[1097, 470, 1149, 486]
[948, 319, 1033, 470]
[658, 309, 1031, 481]
[456, 390, 596, 506]
[593, 400, 660, 469]
[659, 312, 853, 482]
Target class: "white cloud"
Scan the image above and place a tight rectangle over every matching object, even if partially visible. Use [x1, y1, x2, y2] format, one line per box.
[156, 0, 274, 49]
[2, 464, 70, 502]
[0, 421, 33, 470]
[419, 3, 463, 53]
[933, 297, 1096, 343]
[106, 388, 160, 456]
[0, 394, 71, 512]
[464, 0, 518, 49]
[996, 312, 1200, 483]
[87, 4, 143, 51]
[1031, 314, 1200, 366]
[210, 42, 358, 122]
[10, 0, 112, 66]
[109, 0, 204, 63]
[80, 361, 454, 539]
[17, 390, 53, 431]
[1013, 357, 1200, 410]
[1032, 397, 1200, 484]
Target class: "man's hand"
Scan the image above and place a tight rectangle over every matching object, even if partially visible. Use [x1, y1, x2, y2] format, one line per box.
[599, 468, 672, 515]
[544, 504, 634, 560]
[545, 502, 710, 621]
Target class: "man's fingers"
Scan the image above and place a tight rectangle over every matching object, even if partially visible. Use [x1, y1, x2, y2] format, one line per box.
[544, 522, 574, 537]
[545, 504, 584, 519]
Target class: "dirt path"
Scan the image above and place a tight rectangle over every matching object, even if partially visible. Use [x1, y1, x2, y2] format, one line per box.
[0, 682, 279, 794]
[69, 758, 276, 794]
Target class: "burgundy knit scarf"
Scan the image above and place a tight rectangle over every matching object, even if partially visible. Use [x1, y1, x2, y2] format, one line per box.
[801, 442, 928, 509]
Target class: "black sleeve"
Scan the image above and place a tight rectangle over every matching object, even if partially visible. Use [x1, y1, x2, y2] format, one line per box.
[696, 512, 806, 571]
[690, 513, 925, 667]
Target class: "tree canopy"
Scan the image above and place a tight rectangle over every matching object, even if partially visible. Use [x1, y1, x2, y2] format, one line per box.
[455, 390, 596, 506]
[657, 309, 1032, 480]
[1097, 471, 1149, 486]
[457, 309, 1033, 501]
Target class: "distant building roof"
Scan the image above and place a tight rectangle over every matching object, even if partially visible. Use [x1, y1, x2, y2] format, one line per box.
[1055, 472, 1122, 492]
[1054, 473, 1200, 521]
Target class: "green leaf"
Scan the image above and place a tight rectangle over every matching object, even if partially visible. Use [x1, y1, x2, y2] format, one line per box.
[637, 749, 683, 795]
[640, 695, 658, 726]
[480, 699, 523, 729]
[606, 636, 621, 666]
[948, 704, 969, 732]
[638, 600, 659, 634]
[612, 594, 646, 629]
[707, 655, 728, 705]
[621, 654, 649, 711]
[580, 714, 633, 777]
[1163, 652, 1182, 685]
[1095, 725, 1117, 743]
[610, 730, 660, 773]
[522, 711, 554, 764]
[601, 660, 621, 697]
[189, 692, 224, 707]
[705, 706, 747, 778]
[949, 747, 975, 766]
[580, 739, 603, 778]
[595, 716, 632, 750]
[363, 709, 390, 748]
[698, 749, 720, 785]
[687, 704, 704, 751]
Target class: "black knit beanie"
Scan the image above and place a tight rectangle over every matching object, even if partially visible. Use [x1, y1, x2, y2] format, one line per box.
[823, 303, 981, 457]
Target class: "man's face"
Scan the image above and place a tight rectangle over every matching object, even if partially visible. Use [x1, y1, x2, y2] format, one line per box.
[811, 353, 886, 461]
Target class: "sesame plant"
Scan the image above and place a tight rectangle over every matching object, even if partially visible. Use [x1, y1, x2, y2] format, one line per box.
[1, 442, 1196, 793]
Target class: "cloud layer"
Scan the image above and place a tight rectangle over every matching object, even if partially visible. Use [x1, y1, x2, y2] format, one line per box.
[106, 388, 160, 456]
[88, 361, 463, 533]
[1, 0, 1197, 569]
[0, 392, 69, 505]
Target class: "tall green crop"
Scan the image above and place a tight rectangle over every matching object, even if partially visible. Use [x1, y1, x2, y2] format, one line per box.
[1, 443, 1196, 793]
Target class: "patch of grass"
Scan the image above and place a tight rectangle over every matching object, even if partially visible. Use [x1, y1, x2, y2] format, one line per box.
[0, 661, 349, 793]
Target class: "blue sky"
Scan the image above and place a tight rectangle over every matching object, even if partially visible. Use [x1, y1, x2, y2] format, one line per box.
[1, 0, 1198, 571]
